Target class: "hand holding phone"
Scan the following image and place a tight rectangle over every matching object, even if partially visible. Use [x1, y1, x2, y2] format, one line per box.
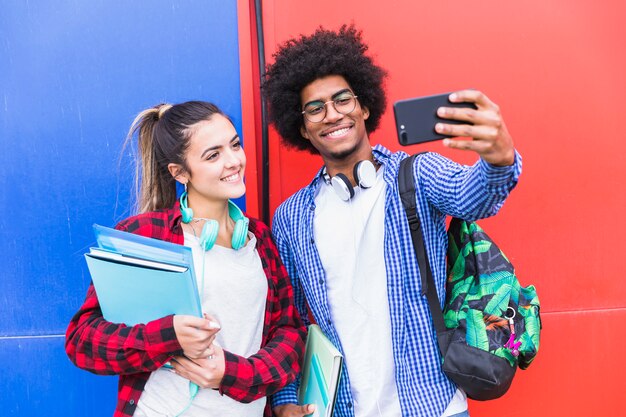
[393, 91, 477, 146]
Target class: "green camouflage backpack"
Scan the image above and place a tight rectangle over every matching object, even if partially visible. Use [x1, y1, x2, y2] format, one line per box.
[399, 154, 541, 400]
[445, 219, 541, 370]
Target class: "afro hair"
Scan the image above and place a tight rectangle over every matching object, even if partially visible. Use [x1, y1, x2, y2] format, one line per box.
[262, 24, 388, 154]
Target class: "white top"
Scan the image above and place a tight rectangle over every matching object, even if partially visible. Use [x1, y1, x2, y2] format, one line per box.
[313, 167, 467, 417]
[135, 232, 267, 417]
[314, 167, 402, 417]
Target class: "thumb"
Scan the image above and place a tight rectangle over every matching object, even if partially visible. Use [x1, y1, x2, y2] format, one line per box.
[302, 403, 316, 415]
[203, 313, 221, 330]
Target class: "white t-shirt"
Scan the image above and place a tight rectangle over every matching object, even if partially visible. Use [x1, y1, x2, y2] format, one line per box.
[313, 166, 467, 417]
[135, 232, 268, 417]
[314, 167, 402, 417]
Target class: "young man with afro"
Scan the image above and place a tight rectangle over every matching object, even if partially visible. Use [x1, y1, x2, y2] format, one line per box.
[263, 25, 522, 417]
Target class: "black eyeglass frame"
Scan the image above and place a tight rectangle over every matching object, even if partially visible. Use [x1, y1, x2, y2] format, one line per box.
[301, 90, 359, 123]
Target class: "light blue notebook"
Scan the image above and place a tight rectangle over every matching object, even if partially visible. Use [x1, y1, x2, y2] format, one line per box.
[298, 325, 343, 417]
[84, 224, 202, 326]
[302, 355, 329, 417]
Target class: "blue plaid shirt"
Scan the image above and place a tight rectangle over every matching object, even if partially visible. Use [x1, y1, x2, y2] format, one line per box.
[271, 145, 522, 417]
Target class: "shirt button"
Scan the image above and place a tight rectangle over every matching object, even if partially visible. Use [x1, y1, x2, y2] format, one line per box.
[310, 238, 315, 244]
[309, 205, 315, 211]
[318, 278, 324, 285]
[347, 402, 353, 408]
[327, 319, 331, 325]
[129, 399, 135, 405]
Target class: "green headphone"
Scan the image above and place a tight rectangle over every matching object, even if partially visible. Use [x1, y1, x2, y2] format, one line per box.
[179, 191, 249, 251]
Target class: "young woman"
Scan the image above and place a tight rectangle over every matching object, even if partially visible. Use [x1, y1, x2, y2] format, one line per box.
[65, 101, 306, 417]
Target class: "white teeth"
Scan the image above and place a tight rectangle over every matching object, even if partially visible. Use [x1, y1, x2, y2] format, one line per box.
[221, 173, 240, 182]
[327, 127, 350, 137]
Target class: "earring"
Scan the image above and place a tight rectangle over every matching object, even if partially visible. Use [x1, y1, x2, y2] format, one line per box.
[179, 190, 194, 224]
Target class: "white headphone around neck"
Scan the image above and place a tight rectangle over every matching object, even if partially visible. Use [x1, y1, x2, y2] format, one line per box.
[323, 159, 377, 201]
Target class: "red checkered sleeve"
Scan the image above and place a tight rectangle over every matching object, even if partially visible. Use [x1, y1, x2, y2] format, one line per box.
[218, 219, 306, 403]
[65, 211, 185, 376]
[65, 283, 184, 376]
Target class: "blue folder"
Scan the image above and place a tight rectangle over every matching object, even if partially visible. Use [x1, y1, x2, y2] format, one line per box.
[84, 224, 202, 326]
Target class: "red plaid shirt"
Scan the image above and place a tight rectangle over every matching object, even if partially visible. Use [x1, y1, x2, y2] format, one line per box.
[65, 203, 306, 416]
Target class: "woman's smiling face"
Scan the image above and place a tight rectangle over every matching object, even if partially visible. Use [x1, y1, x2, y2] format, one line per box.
[177, 114, 246, 205]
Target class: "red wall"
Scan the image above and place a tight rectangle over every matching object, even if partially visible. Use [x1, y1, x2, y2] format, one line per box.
[241, 1, 626, 415]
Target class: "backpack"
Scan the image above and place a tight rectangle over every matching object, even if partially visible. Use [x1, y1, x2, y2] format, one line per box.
[398, 154, 541, 400]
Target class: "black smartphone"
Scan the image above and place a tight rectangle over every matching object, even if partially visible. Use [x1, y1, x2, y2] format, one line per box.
[393, 92, 477, 146]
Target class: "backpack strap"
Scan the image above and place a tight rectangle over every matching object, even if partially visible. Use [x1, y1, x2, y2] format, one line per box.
[398, 154, 448, 339]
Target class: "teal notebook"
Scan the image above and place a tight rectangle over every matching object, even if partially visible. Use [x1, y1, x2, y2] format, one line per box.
[298, 324, 343, 417]
[84, 224, 202, 326]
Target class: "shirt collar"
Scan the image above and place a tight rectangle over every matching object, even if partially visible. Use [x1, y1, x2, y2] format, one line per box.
[167, 200, 184, 232]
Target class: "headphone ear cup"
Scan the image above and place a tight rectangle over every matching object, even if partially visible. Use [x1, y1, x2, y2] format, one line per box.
[232, 218, 249, 250]
[179, 192, 193, 223]
[228, 200, 249, 250]
[353, 160, 377, 189]
[199, 219, 219, 251]
[331, 173, 355, 201]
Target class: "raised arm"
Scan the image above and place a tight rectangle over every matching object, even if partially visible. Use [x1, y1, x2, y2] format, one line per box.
[416, 90, 522, 219]
[437, 89, 515, 167]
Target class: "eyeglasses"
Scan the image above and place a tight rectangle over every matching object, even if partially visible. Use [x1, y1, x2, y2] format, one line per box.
[301, 91, 359, 123]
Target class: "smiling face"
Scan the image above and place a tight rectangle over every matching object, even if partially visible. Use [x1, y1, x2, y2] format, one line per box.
[169, 114, 246, 211]
[299, 75, 371, 166]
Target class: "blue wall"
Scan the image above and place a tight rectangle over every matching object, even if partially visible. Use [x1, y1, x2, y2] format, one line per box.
[0, 1, 243, 415]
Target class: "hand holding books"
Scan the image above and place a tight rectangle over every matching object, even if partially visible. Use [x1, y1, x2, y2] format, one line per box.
[169, 345, 226, 390]
[173, 314, 221, 359]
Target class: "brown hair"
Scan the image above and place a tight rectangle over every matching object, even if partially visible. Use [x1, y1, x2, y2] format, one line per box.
[263, 24, 387, 154]
[122, 101, 224, 213]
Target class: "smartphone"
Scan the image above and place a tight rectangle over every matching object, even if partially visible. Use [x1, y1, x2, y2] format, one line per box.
[393, 92, 477, 146]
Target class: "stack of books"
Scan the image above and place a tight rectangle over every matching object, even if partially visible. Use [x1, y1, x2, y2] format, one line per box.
[84, 224, 202, 326]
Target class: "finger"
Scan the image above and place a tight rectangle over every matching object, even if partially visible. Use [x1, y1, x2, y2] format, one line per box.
[436, 123, 498, 141]
[274, 403, 315, 417]
[437, 105, 501, 126]
[435, 106, 476, 126]
[170, 360, 207, 386]
[172, 355, 204, 372]
[170, 355, 189, 369]
[303, 404, 316, 415]
[175, 316, 207, 334]
[178, 315, 221, 331]
[291, 404, 316, 416]
[443, 137, 494, 154]
[203, 314, 222, 330]
[450, 89, 496, 110]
